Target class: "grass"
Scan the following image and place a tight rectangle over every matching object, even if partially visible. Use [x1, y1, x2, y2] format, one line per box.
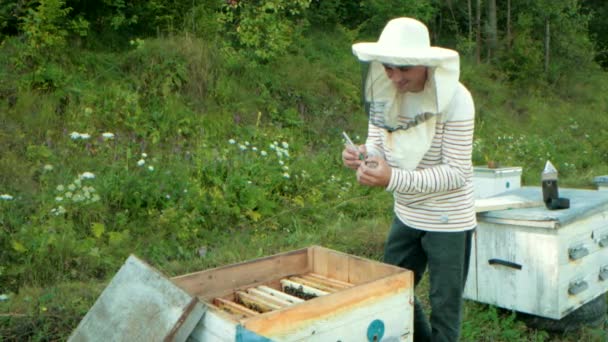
[1, 224, 606, 341]
[1, 28, 608, 341]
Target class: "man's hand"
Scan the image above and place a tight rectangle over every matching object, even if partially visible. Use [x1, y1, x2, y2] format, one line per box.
[342, 144, 366, 170]
[356, 156, 391, 187]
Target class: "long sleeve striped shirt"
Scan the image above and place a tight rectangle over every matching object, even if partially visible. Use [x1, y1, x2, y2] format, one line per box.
[366, 83, 476, 232]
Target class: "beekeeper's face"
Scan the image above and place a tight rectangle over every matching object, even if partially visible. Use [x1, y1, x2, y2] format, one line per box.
[383, 64, 427, 93]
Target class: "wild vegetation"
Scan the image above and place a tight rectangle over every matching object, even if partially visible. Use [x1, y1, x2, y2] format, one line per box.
[1, 0, 607, 340]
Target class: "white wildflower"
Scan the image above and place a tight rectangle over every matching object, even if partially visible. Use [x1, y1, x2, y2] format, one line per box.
[283, 173, 290, 179]
[70, 132, 81, 140]
[228, 139, 236, 144]
[102, 132, 115, 139]
[141, 152, 148, 158]
[148, 166, 154, 171]
[80, 172, 95, 180]
[84, 107, 93, 115]
[137, 159, 145, 166]
[239, 144, 247, 151]
[245, 141, 250, 146]
[65, 192, 73, 199]
[260, 150, 268, 156]
[252, 147, 258, 151]
[279, 160, 284, 165]
[43, 164, 53, 171]
[0, 194, 14, 200]
[51, 206, 67, 215]
[269, 144, 276, 150]
[283, 166, 289, 171]
[79, 133, 91, 140]
[74, 179, 81, 187]
[68, 184, 76, 191]
[56, 185, 64, 192]
[55, 196, 63, 202]
[282, 141, 289, 149]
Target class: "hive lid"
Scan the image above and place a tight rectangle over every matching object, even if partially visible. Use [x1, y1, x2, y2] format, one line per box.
[478, 187, 608, 229]
[593, 175, 608, 185]
[473, 166, 523, 175]
[68, 255, 206, 342]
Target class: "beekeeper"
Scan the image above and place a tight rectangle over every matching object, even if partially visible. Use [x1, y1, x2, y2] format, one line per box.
[342, 17, 476, 342]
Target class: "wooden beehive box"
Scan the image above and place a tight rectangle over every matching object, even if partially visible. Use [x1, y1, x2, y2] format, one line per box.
[172, 245, 414, 341]
[465, 187, 608, 320]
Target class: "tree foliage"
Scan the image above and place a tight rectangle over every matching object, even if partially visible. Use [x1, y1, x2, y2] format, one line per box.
[218, 0, 311, 62]
[0, 0, 606, 81]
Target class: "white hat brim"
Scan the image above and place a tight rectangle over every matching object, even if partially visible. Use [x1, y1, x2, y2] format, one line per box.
[352, 42, 458, 67]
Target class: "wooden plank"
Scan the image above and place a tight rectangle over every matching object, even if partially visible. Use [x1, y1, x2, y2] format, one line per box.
[310, 246, 402, 285]
[213, 298, 259, 318]
[306, 273, 353, 289]
[288, 276, 339, 293]
[236, 291, 282, 313]
[256, 285, 304, 304]
[347, 256, 399, 285]
[475, 195, 544, 213]
[68, 255, 205, 342]
[247, 288, 292, 307]
[280, 279, 329, 298]
[244, 272, 413, 338]
[171, 248, 310, 300]
[311, 246, 350, 283]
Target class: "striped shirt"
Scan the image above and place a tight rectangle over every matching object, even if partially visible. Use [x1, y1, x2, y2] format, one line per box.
[366, 83, 476, 232]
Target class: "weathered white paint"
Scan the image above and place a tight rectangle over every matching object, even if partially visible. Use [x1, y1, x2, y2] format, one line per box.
[188, 288, 413, 342]
[465, 187, 608, 320]
[473, 166, 522, 199]
[475, 195, 543, 212]
[69, 255, 206, 342]
[186, 309, 237, 342]
[463, 230, 478, 300]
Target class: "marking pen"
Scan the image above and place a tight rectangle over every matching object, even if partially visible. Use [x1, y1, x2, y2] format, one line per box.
[342, 131, 364, 160]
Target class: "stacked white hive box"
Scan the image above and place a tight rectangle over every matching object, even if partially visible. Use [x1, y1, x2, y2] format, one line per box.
[465, 187, 608, 319]
[473, 166, 523, 199]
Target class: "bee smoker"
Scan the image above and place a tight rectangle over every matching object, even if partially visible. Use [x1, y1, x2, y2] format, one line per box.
[542, 160, 570, 210]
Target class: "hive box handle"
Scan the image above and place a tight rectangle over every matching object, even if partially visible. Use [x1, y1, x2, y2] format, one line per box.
[488, 259, 522, 270]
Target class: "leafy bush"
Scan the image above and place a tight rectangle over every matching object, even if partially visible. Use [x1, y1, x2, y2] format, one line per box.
[218, 0, 311, 62]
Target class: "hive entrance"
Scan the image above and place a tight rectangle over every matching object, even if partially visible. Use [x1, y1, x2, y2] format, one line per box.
[213, 272, 354, 318]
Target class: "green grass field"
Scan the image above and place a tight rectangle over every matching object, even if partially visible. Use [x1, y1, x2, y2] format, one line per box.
[1, 29, 607, 341]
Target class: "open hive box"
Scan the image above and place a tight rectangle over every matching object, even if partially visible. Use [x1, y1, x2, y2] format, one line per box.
[172, 245, 414, 341]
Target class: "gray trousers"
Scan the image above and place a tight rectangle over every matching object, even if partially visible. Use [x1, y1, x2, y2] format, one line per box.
[383, 217, 474, 342]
